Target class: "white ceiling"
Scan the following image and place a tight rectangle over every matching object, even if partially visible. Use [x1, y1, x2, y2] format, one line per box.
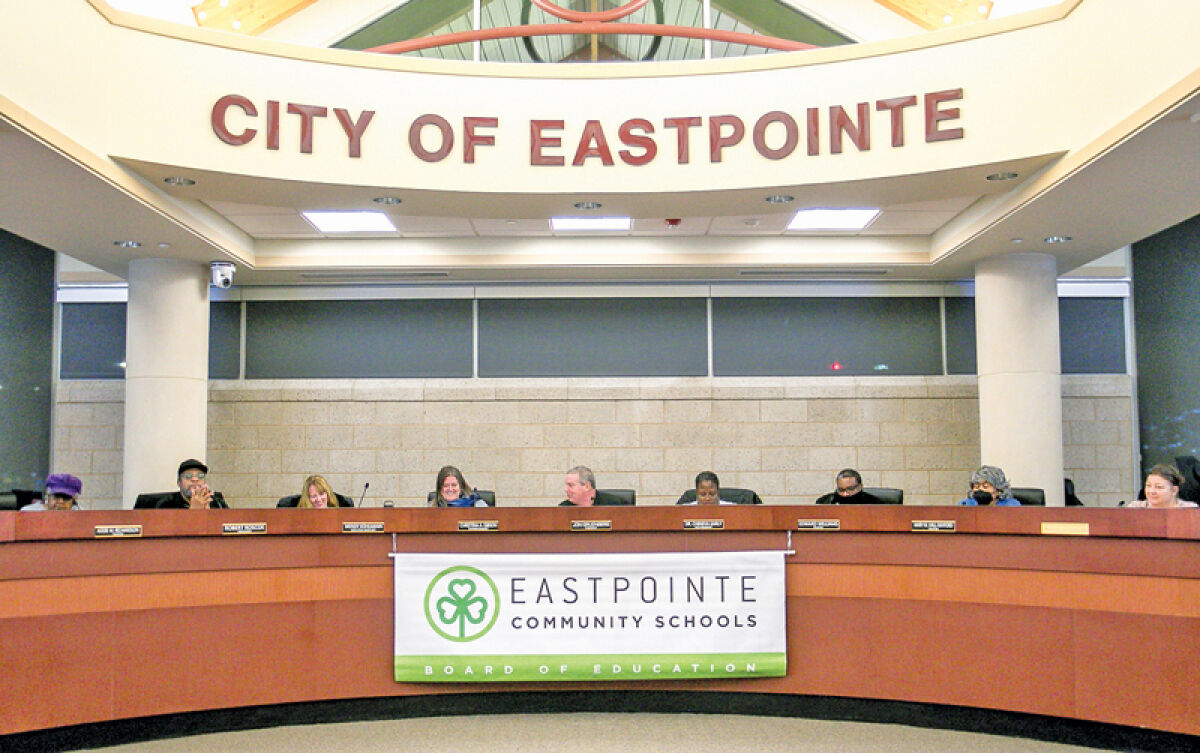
[5, 1, 1198, 287]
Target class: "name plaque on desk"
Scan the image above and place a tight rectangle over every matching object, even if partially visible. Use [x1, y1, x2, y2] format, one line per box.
[343, 521, 385, 533]
[94, 524, 142, 538]
[912, 520, 956, 532]
[1041, 521, 1090, 536]
[222, 522, 267, 535]
[458, 520, 499, 532]
[797, 519, 841, 531]
[683, 519, 725, 530]
[571, 520, 612, 531]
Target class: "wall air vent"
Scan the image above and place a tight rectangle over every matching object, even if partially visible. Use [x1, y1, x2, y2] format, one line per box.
[299, 271, 451, 282]
[738, 269, 888, 277]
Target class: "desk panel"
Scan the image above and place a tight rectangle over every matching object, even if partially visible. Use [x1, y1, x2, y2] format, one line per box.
[2, 507, 1199, 737]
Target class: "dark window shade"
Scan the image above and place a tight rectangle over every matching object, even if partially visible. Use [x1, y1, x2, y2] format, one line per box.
[944, 297, 976, 375]
[60, 302, 126, 380]
[209, 301, 241, 379]
[1059, 298, 1126, 374]
[61, 302, 243, 380]
[245, 299, 472, 378]
[712, 297, 942, 376]
[944, 297, 1126, 375]
[478, 298, 707, 377]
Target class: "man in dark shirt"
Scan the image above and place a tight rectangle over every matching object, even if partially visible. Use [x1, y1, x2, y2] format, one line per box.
[815, 468, 881, 505]
[558, 465, 624, 506]
[155, 459, 229, 509]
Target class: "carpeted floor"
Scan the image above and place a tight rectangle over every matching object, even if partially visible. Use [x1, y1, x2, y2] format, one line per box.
[86, 713, 1107, 753]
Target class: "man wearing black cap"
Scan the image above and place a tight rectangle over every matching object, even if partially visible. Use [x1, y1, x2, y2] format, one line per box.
[155, 459, 228, 509]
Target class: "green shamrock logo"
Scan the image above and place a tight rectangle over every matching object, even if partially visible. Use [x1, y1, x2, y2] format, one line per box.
[423, 566, 500, 642]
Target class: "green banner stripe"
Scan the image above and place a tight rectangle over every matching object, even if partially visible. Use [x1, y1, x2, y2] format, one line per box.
[395, 653, 786, 682]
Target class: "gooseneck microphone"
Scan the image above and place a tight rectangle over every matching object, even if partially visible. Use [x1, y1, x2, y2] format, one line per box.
[358, 482, 370, 507]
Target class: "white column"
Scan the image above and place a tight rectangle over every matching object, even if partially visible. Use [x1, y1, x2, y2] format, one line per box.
[974, 253, 1065, 506]
[122, 259, 209, 507]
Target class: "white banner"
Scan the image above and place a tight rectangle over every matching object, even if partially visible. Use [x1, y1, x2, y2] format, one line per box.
[393, 551, 786, 682]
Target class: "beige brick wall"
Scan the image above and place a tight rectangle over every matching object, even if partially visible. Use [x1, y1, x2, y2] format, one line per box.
[53, 375, 1137, 510]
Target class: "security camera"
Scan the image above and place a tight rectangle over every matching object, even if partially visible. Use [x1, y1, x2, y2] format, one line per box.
[210, 261, 235, 289]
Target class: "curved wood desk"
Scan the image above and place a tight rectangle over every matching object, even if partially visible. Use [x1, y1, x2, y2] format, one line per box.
[2, 506, 1199, 739]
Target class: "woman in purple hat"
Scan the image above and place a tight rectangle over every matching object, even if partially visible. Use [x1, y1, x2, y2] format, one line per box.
[22, 474, 82, 511]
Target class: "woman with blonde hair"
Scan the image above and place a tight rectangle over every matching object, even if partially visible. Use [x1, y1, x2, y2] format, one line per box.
[298, 475, 341, 508]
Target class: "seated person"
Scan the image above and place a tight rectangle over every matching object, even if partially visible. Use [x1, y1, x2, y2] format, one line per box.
[21, 473, 82, 511]
[432, 465, 488, 508]
[155, 459, 229, 509]
[1125, 464, 1198, 508]
[679, 471, 736, 505]
[298, 475, 343, 508]
[559, 466, 625, 507]
[958, 465, 1020, 506]
[815, 469, 881, 504]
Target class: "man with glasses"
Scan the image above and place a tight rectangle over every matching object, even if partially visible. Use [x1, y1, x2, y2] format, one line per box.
[157, 459, 228, 509]
[815, 468, 881, 505]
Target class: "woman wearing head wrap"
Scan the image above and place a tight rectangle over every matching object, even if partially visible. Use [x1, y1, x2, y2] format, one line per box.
[958, 465, 1021, 506]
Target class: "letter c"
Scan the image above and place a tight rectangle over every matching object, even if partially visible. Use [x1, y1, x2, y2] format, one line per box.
[212, 94, 257, 145]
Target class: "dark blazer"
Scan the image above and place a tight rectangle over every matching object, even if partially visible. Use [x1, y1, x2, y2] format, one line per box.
[676, 487, 762, 505]
[815, 489, 884, 505]
[559, 490, 633, 506]
[134, 491, 229, 509]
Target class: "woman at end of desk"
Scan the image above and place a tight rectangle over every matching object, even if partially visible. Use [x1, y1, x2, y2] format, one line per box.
[1126, 464, 1198, 508]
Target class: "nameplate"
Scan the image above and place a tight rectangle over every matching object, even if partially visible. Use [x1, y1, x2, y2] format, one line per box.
[911, 520, 956, 532]
[342, 521, 385, 533]
[571, 520, 612, 531]
[94, 524, 142, 538]
[797, 519, 841, 531]
[1040, 521, 1090, 536]
[458, 520, 499, 532]
[222, 522, 267, 535]
[683, 519, 725, 530]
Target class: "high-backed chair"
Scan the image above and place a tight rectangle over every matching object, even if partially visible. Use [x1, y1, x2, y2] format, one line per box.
[5, 489, 41, 510]
[134, 491, 229, 508]
[863, 487, 904, 505]
[675, 487, 762, 505]
[1009, 487, 1045, 506]
[596, 488, 636, 506]
[134, 492, 170, 509]
[424, 490, 497, 507]
[277, 493, 356, 508]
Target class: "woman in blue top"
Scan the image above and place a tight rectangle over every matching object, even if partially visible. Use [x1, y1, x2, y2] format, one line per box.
[432, 465, 487, 507]
[958, 465, 1021, 506]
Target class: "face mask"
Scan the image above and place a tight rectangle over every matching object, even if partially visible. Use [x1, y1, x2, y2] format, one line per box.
[972, 489, 994, 505]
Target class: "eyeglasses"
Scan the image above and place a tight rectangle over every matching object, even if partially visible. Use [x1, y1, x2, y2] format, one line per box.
[836, 483, 861, 495]
[181, 472, 206, 481]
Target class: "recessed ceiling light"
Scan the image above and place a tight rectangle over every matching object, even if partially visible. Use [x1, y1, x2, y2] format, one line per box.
[986, 171, 1018, 181]
[113, 240, 142, 248]
[163, 176, 195, 186]
[505, 220, 518, 225]
[302, 211, 396, 233]
[743, 219, 760, 227]
[573, 201, 602, 210]
[551, 216, 631, 232]
[1010, 238, 1023, 244]
[787, 208, 880, 231]
[765, 194, 794, 204]
[372, 196, 402, 205]
[157, 242, 171, 249]
[1044, 235, 1072, 244]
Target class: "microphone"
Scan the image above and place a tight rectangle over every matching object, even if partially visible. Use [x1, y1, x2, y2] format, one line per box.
[357, 482, 370, 507]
